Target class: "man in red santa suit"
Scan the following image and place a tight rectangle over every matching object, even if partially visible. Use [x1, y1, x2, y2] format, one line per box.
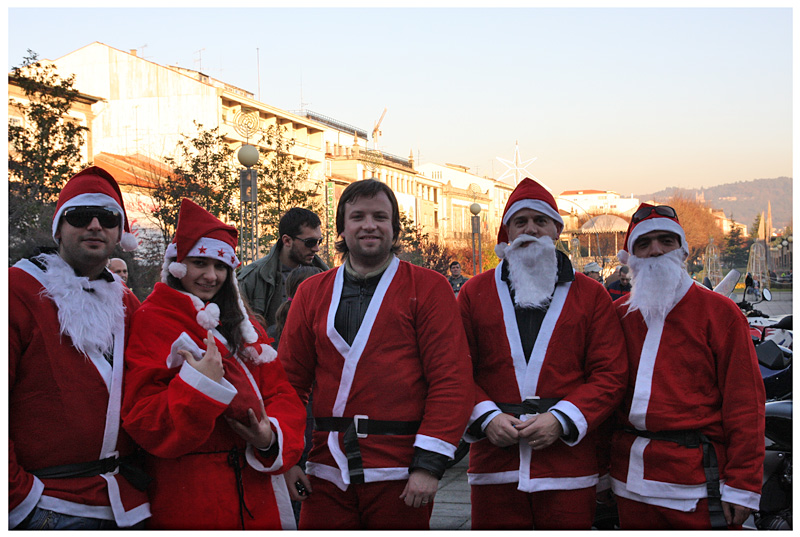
[9, 166, 150, 529]
[278, 179, 473, 530]
[609, 203, 765, 529]
[458, 177, 628, 530]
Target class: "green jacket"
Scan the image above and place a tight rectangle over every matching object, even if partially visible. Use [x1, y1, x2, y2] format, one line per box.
[237, 241, 329, 327]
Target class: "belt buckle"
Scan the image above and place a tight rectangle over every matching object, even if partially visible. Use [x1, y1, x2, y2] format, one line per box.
[354, 414, 369, 439]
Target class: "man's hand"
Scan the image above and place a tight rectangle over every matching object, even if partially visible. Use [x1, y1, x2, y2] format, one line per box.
[283, 465, 312, 502]
[399, 469, 438, 508]
[485, 413, 523, 447]
[721, 501, 752, 526]
[515, 412, 562, 450]
[182, 330, 224, 382]
[225, 399, 274, 449]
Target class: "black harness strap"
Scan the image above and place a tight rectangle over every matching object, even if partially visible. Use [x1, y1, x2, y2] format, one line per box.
[29, 451, 151, 491]
[314, 417, 420, 485]
[624, 428, 728, 529]
[497, 398, 561, 417]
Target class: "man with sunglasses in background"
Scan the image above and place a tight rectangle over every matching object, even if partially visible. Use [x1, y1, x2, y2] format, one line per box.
[9, 167, 151, 529]
[238, 207, 328, 333]
[608, 203, 765, 530]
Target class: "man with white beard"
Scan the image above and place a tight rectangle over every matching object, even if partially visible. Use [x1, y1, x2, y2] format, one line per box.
[609, 203, 765, 530]
[458, 178, 628, 530]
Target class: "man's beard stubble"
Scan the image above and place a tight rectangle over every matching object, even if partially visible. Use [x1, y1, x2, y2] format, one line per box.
[626, 248, 691, 324]
[503, 234, 558, 310]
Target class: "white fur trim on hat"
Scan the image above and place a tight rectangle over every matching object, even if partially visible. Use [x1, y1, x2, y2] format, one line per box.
[624, 218, 688, 258]
[165, 237, 239, 269]
[503, 199, 564, 234]
[52, 192, 126, 244]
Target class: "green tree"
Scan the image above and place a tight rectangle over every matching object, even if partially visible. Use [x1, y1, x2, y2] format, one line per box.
[254, 125, 323, 250]
[398, 212, 451, 273]
[145, 121, 238, 245]
[8, 50, 88, 263]
[750, 213, 763, 240]
[721, 225, 751, 269]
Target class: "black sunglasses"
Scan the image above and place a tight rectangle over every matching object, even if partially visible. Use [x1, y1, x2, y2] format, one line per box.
[292, 236, 323, 248]
[631, 205, 678, 224]
[63, 206, 122, 229]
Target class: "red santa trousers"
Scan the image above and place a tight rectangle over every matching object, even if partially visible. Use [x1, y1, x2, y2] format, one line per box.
[471, 483, 596, 530]
[617, 496, 741, 530]
[298, 476, 434, 530]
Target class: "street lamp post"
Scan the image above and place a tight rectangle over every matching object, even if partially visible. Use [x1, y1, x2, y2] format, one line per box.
[238, 144, 259, 264]
[470, 203, 482, 275]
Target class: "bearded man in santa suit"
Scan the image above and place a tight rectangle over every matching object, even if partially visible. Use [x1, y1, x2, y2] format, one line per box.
[609, 203, 765, 529]
[458, 177, 628, 530]
[9, 167, 150, 529]
[278, 179, 473, 530]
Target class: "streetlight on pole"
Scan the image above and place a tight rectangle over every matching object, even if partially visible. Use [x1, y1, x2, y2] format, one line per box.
[238, 143, 259, 264]
[470, 202, 482, 275]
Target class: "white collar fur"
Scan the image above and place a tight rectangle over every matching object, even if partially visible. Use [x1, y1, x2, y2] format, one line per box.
[35, 253, 126, 358]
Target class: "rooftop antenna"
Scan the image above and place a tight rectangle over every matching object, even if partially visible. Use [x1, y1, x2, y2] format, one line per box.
[194, 48, 205, 71]
[300, 74, 311, 113]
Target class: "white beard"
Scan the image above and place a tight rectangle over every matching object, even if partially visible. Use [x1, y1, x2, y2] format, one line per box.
[36, 253, 126, 358]
[626, 249, 691, 324]
[502, 234, 558, 309]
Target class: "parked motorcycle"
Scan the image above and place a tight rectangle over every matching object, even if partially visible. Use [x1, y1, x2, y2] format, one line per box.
[715, 271, 793, 530]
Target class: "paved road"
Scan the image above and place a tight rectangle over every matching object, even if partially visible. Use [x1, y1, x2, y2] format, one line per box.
[429, 293, 793, 531]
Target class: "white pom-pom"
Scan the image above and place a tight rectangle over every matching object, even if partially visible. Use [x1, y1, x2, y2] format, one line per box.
[195, 303, 220, 330]
[495, 242, 509, 259]
[204, 303, 220, 324]
[259, 345, 278, 363]
[617, 249, 629, 264]
[120, 232, 139, 252]
[169, 261, 188, 279]
[242, 322, 258, 344]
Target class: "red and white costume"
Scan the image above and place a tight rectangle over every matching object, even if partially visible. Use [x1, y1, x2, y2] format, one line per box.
[9, 254, 150, 528]
[278, 257, 473, 490]
[610, 281, 766, 512]
[459, 266, 628, 490]
[122, 282, 306, 529]
[609, 203, 766, 525]
[122, 198, 306, 530]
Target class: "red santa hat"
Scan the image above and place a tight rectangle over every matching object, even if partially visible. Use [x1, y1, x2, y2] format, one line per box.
[497, 177, 564, 245]
[617, 203, 688, 264]
[163, 198, 240, 279]
[52, 166, 138, 251]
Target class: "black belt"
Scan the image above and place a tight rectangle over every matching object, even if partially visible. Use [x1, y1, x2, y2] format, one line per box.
[497, 398, 560, 417]
[29, 451, 151, 492]
[624, 428, 727, 529]
[314, 416, 420, 485]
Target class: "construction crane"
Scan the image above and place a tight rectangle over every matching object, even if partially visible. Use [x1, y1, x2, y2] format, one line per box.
[372, 107, 387, 150]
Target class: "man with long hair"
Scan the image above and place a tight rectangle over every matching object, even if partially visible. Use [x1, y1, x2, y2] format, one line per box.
[278, 179, 473, 529]
[609, 203, 765, 529]
[458, 178, 627, 530]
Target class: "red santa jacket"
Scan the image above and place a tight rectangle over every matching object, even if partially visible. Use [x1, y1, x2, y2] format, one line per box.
[458, 264, 628, 492]
[610, 282, 765, 511]
[278, 257, 473, 490]
[121, 282, 306, 529]
[9, 256, 150, 528]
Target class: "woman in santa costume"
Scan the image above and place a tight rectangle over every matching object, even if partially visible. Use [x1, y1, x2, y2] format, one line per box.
[121, 198, 306, 529]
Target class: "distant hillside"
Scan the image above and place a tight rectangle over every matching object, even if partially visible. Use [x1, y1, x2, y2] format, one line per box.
[638, 177, 793, 231]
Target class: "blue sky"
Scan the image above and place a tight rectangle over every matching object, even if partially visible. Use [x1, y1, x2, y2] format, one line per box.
[6, 5, 794, 196]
